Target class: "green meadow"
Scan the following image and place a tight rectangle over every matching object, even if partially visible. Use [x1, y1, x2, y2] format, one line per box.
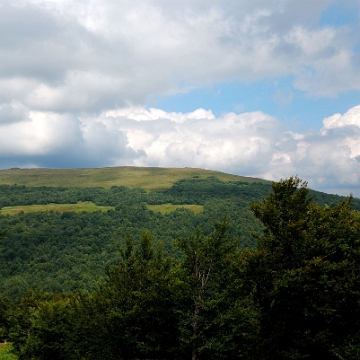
[0, 202, 114, 215]
[0, 166, 267, 191]
[146, 203, 204, 214]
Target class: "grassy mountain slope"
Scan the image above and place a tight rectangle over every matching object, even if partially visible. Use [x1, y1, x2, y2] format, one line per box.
[0, 166, 268, 190]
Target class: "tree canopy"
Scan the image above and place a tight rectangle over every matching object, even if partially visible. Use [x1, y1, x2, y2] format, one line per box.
[245, 176, 360, 359]
[2, 176, 360, 359]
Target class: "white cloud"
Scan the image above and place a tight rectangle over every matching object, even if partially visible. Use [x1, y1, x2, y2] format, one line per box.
[1, 0, 360, 195]
[103, 109, 279, 174]
[0, 0, 359, 114]
[322, 106, 360, 129]
[265, 105, 360, 195]
[2, 105, 360, 196]
[0, 112, 82, 155]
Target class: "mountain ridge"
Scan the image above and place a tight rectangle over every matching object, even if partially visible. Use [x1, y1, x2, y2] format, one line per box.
[0, 166, 269, 190]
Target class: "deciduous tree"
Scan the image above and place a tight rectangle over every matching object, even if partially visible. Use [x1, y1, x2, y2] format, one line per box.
[176, 219, 259, 359]
[245, 177, 360, 359]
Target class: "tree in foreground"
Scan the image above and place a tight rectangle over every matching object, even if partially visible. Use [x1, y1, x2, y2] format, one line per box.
[175, 219, 259, 360]
[7, 290, 75, 360]
[0, 230, 12, 343]
[73, 224, 259, 360]
[72, 231, 180, 360]
[245, 176, 360, 359]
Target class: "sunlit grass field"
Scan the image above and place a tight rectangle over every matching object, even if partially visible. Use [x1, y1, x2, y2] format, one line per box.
[0, 202, 114, 215]
[0, 344, 17, 360]
[0, 166, 267, 191]
[146, 203, 204, 214]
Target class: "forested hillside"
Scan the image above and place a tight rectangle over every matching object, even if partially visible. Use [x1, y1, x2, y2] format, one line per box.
[0, 171, 358, 299]
[1, 176, 360, 359]
[0, 177, 269, 298]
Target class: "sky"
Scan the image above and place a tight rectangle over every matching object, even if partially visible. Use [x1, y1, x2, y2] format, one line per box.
[1, 0, 360, 196]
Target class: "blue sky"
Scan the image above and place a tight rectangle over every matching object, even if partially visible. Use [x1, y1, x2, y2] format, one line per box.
[153, 1, 360, 132]
[319, 1, 359, 28]
[153, 79, 360, 132]
[1, 0, 360, 196]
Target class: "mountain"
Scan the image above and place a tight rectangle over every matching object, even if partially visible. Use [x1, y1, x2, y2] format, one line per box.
[0, 166, 267, 190]
[0, 166, 358, 299]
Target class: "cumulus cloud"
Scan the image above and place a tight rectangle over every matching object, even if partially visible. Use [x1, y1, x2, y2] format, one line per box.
[0, 0, 359, 114]
[0, 110, 140, 168]
[2, 104, 360, 196]
[107, 105, 360, 198]
[1, 0, 360, 196]
[265, 105, 360, 195]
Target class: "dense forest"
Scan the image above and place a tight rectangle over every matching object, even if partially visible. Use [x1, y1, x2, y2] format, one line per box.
[0, 177, 357, 298]
[1, 176, 360, 358]
[0, 177, 273, 298]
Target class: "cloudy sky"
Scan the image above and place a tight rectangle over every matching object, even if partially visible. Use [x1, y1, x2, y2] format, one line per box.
[1, 0, 360, 196]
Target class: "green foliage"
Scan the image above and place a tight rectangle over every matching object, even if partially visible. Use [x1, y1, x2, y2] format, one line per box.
[3, 224, 258, 359]
[0, 178, 269, 296]
[0, 343, 17, 360]
[245, 176, 360, 359]
[2, 173, 360, 359]
[72, 231, 180, 359]
[175, 220, 259, 359]
[0, 177, 358, 298]
[0, 296, 12, 343]
[7, 291, 76, 360]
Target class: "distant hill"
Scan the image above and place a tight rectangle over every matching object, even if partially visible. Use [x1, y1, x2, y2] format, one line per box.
[0, 166, 358, 299]
[0, 166, 268, 190]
